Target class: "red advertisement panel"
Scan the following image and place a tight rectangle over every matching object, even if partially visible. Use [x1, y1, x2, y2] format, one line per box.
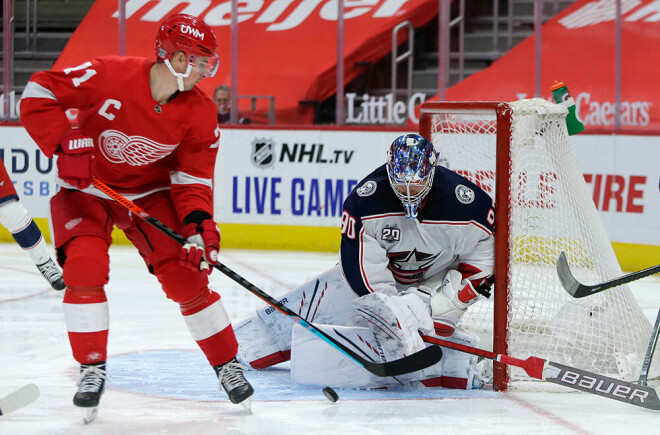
[52, 0, 438, 125]
[424, 0, 660, 132]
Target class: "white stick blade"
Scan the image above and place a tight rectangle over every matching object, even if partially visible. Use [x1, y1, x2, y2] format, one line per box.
[0, 384, 40, 416]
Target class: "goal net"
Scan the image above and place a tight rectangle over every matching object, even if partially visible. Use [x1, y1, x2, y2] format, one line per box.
[419, 99, 654, 390]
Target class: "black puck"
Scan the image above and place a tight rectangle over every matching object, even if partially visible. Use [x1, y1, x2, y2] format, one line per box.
[322, 386, 338, 403]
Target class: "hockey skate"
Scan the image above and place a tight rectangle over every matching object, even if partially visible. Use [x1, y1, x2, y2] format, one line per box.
[214, 358, 254, 411]
[73, 362, 107, 424]
[36, 258, 66, 290]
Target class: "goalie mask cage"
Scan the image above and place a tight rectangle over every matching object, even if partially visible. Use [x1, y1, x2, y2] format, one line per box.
[419, 98, 654, 391]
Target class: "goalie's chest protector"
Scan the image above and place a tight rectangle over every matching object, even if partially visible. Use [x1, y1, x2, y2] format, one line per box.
[341, 165, 494, 295]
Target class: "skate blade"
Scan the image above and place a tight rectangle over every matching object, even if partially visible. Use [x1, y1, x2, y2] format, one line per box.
[80, 407, 98, 424]
[239, 398, 252, 414]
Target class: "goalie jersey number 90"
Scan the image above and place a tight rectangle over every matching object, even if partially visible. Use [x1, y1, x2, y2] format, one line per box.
[341, 211, 357, 239]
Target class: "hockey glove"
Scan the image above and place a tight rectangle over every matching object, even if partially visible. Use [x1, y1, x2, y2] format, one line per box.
[57, 129, 95, 189]
[429, 270, 481, 337]
[180, 211, 220, 275]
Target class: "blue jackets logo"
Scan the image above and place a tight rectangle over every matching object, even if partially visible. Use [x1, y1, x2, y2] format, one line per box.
[455, 184, 475, 204]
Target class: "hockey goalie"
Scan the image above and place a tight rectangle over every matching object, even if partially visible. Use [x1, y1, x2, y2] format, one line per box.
[234, 134, 495, 389]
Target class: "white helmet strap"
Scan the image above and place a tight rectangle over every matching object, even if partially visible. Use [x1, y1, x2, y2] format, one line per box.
[164, 58, 193, 92]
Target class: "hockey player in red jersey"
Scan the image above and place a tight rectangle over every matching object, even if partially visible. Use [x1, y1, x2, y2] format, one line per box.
[19, 14, 253, 420]
[233, 134, 495, 389]
[0, 159, 64, 290]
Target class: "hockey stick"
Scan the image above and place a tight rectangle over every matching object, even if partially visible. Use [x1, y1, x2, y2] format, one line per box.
[0, 384, 40, 416]
[422, 335, 660, 410]
[91, 178, 442, 377]
[639, 309, 660, 386]
[556, 251, 660, 298]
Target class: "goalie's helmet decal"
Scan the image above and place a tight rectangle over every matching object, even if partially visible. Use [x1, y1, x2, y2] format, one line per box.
[155, 14, 219, 78]
[386, 134, 437, 219]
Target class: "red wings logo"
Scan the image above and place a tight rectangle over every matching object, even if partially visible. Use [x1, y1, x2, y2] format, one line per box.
[98, 130, 178, 166]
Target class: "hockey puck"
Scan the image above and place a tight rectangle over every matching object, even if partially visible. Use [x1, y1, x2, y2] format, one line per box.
[322, 386, 339, 403]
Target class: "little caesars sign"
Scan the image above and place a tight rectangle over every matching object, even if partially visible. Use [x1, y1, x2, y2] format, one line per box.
[345, 92, 427, 125]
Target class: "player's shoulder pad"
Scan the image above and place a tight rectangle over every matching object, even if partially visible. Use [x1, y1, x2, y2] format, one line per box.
[188, 86, 218, 115]
[176, 86, 218, 129]
[90, 55, 143, 71]
[189, 85, 216, 107]
[422, 166, 494, 230]
[343, 164, 401, 218]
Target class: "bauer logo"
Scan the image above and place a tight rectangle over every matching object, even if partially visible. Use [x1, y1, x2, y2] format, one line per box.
[251, 138, 275, 169]
[553, 365, 651, 405]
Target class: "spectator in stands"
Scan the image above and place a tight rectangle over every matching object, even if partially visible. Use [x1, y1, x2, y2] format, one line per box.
[213, 85, 251, 124]
[214, 85, 232, 124]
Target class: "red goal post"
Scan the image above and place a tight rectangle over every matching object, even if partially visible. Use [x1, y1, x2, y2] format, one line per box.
[418, 99, 654, 391]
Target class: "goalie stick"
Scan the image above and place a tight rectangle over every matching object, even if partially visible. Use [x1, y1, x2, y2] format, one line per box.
[556, 251, 660, 298]
[0, 384, 40, 416]
[91, 178, 442, 377]
[421, 335, 660, 410]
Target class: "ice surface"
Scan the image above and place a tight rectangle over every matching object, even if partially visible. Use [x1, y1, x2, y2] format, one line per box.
[1, 244, 659, 434]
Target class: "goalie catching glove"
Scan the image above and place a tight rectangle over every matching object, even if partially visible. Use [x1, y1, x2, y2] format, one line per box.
[180, 211, 220, 275]
[352, 292, 433, 361]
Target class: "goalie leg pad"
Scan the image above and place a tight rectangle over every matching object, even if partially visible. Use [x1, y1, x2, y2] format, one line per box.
[234, 311, 288, 369]
[415, 328, 482, 389]
[232, 264, 356, 369]
[434, 328, 482, 389]
[291, 323, 401, 388]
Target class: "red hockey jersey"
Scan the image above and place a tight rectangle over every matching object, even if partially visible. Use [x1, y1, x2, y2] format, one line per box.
[20, 56, 220, 222]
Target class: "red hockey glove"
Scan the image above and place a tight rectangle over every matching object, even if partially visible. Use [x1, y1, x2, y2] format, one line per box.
[57, 129, 95, 189]
[180, 214, 220, 275]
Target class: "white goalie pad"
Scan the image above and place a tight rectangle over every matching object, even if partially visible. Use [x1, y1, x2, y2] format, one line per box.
[234, 264, 357, 368]
[291, 323, 398, 388]
[291, 323, 483, 389]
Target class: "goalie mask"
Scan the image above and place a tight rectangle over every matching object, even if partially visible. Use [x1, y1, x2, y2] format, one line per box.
[155, 14, 219, 91]
[386, 134, 437, 219]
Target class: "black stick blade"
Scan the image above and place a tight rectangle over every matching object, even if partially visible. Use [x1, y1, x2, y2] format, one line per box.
[556, 251, 583, 296]
[557, 251, 660, 298]
[364, 346, 443, 377]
